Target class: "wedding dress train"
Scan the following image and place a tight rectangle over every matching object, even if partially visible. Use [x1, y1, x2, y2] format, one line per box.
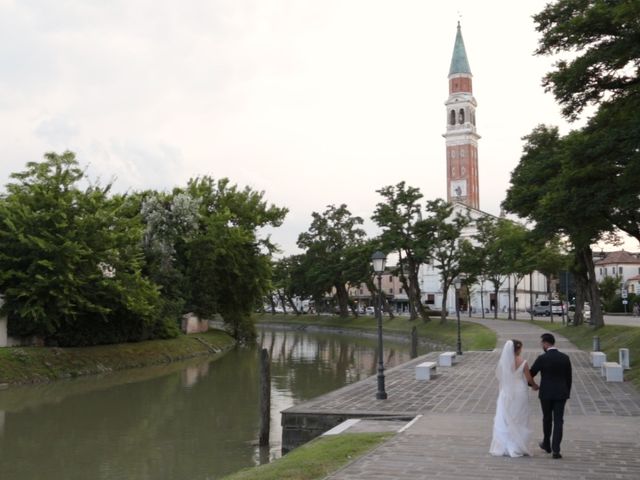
[489, 341, 532, 457]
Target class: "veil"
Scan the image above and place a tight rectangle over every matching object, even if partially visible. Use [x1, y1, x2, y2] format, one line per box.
[495, 340, 516, 386]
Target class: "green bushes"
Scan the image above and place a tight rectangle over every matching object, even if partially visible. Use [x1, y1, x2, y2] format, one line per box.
[0, 152, 286, 346]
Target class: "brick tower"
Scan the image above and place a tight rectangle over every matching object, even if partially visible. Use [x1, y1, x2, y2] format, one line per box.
[444, 22, 480, 209]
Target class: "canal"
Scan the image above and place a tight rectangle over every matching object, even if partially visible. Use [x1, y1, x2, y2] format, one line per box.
[0, 325, 426, 479]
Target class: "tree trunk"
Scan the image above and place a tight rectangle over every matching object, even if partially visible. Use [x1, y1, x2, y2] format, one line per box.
[367, 278, 395, 319]
[397, 250, 419, 320]
[494, 285, 499, 319]
[277, 290, 288, 314]
[382, 291, 395, 319]
[268, 294, 276, 315]
[348, 299, 359, 318]
[480, 280, 485, 319]
[335, 282, 350, 318]
[407, 256, 430, 322]
[285, 294, 300, 315]
[578, 245, 604, 328]
[440, 281, 450, 323]
[513, 275, 524, 321]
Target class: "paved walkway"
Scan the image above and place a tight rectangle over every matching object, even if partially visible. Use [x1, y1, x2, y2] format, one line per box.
[316, 319, 640, 479]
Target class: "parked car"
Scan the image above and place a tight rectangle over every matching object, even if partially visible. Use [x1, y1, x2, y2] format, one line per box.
[567, 302, 591, 323]
[533, 300, 563, 316]
[365, 306, 375, 315]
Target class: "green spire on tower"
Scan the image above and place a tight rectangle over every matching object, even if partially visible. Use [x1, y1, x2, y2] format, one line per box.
[448, 22, 471, 75]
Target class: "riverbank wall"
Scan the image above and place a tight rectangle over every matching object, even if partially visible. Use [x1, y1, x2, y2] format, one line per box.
[0, 329, 236, 387]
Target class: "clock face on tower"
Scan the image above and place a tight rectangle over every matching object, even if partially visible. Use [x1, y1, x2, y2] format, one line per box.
[451, 180, 467, 198]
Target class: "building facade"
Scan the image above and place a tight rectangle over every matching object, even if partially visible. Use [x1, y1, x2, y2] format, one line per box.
[594, 250, 640, 293]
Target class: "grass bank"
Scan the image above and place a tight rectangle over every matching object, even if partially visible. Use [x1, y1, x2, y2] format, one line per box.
[0, 329, 236, 386]
[534, 321, 640, 388]
[221, 432, 392, 480]
[257, 313, 497, 351]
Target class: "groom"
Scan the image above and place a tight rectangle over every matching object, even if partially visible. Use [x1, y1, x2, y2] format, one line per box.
[529, 332, 572, 459]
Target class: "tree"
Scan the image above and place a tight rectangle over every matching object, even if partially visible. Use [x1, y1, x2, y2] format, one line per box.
[534, 0, 640, 121]
[473, 217, 508, 319]
[416, 200, 471, 322]
[181, 176, 287, 341]
[499, 222, 538, 321]
[342, 239, 396, 318]
[372, 182, 431, 321]
[140, 190, 201, 322]
[272, 255, 310, 315]
[503, 126, 608, 327]
[533, 238, 568, 323]
[0, 152, 166, 346]
[297, 204, 366, 318]
[599, 274, 622, 310]
[532, 0, 640, 241]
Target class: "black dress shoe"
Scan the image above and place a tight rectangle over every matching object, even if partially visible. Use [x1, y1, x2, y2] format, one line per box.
[552, 452, 562, 459]
[539, 442, 551, 453]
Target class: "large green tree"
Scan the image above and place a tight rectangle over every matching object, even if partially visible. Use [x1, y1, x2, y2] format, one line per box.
[505, 0, 640, 328]
[372, 182, 432, 321]
[533, 0, 640, 241]
[181, 176, 287, 340]
[0, 152, 166, 346]
[503, 126, 607, 327]
[416, 200, 471, 322]
[297, 204, 366, 318]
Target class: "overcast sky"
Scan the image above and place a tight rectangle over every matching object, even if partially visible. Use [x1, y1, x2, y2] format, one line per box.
[1, 0, 636, 255]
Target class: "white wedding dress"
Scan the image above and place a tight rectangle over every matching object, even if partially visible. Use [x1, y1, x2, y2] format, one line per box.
[489, 340, 532, 457]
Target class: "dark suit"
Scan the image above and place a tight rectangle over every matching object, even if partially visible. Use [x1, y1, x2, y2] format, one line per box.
[529, 348, 572, 454]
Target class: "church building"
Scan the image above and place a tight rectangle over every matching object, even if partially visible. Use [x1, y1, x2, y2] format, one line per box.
[417, 23, 549, 316]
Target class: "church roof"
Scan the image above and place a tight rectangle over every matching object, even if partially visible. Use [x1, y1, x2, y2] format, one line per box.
[449, 22, 472, 76]
[594, 250, 640, 265]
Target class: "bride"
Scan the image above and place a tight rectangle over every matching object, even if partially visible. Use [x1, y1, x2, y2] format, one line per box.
[489, 339, 538, 457]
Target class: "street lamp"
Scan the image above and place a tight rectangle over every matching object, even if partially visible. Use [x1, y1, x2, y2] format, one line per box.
[454, 274, 466, 355]
[371, 250, 387, 400]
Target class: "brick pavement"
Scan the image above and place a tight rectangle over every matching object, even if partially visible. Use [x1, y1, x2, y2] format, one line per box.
[300, 318, 640, 479]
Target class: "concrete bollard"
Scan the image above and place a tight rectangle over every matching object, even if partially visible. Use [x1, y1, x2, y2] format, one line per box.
[593, 336, 600, 352]
[410, 326, 418, 359]
[619, 348, 630, 370]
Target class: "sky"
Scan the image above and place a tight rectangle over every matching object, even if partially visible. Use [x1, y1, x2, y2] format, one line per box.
[1, 0, 637, 255]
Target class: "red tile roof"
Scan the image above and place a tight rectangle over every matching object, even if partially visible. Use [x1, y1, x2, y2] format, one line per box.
[594, 250, 640, 265]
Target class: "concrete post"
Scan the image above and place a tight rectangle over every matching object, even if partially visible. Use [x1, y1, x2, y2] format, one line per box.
[0, 316, 7, 348]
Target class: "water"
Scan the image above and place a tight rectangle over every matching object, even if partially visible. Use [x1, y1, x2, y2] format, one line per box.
[0, 326, 423, 480]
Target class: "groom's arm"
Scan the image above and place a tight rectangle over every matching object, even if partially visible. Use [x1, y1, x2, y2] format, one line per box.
[529, 357, 541, 378]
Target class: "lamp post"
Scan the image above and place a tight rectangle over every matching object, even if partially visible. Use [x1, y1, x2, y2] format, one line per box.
[371, 251, 387, 400]
[454, 274, 466, 355]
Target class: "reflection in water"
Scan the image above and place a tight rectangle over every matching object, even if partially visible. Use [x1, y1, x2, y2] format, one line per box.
[0, 327, 423, 480]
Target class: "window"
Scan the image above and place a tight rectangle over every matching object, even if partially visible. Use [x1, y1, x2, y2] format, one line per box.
[427, 294, 435, 304]
[399, 288, 403, 294]
[458, 108, 465, 124]
[619, 267, 623, 274]
[449, 110, 456, 125]
[631, 285, 635, 293]
[359, 288, 363, 295]
[389, 288, 393, 294]
[599, 268, 603, 275]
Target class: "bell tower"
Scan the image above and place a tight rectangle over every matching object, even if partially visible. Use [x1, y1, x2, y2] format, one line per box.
[444, 22, 480, 209]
